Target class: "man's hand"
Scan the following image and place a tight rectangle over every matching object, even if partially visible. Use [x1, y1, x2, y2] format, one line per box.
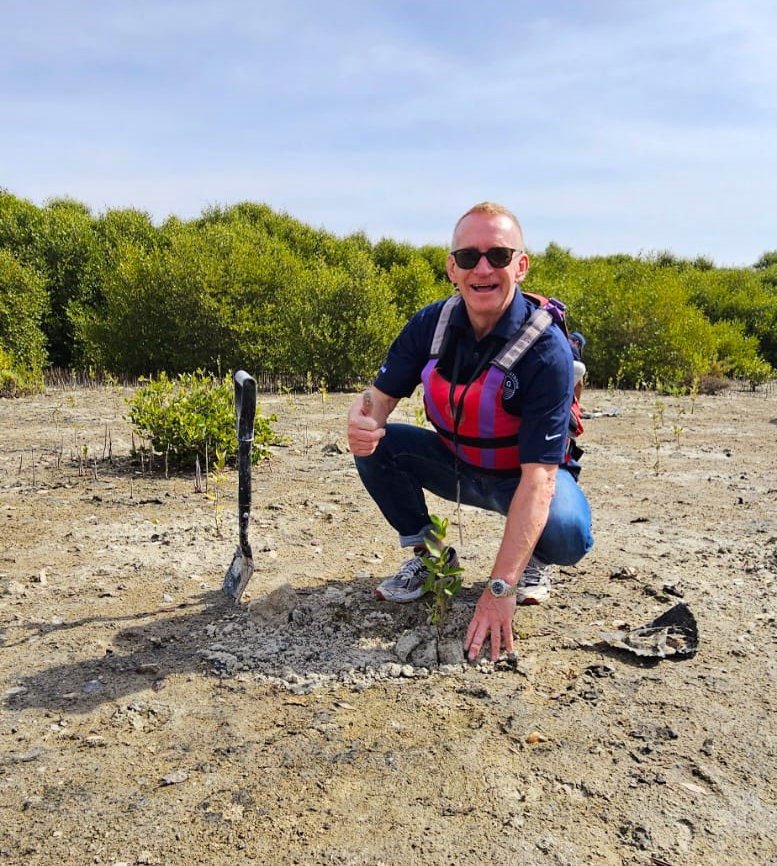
[347, 390, 387, 457]
[463, 591, 517, 662]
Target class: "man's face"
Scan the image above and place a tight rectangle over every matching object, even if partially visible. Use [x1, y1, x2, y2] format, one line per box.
[446, 212, 529, 326]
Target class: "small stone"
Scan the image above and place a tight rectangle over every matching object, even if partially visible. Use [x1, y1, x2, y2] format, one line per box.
[395, 630, 423, 662]
[83, 679, 103, 695]
[409, 639, 438, 669]
[160, 769, 189, 786]
[438, 637, 466, 666]
[247, 582, 297, 625]
[4, 686, 28, 698]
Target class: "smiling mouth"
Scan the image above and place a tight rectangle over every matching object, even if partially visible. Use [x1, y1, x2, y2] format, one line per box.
[471, 283, 498, 293]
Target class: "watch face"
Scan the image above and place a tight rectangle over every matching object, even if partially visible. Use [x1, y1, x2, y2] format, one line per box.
[489, 579, 507, 597]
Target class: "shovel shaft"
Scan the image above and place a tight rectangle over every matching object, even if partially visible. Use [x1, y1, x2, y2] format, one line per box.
[233, 371, 256, 554]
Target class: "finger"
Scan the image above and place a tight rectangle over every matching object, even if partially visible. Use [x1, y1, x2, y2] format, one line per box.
[489, 626, 502, 662]
[464, 618, 478, 650]
[502, 621, 514, 655]
[467, 625, 489, 661]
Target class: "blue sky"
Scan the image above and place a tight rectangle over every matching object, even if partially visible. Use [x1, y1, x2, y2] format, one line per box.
[3, 0, 775, 266]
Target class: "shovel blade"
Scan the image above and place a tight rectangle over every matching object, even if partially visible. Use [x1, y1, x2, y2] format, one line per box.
[222, 546, 255, 602]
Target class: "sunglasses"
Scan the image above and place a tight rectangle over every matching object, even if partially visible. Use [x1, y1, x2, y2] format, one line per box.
[450, 247, 523, 269]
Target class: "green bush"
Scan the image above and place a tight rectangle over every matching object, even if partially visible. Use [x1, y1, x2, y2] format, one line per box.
[126, 371, 280, 467]
[0, 346, 45, 397]
[0, 249, 48, 376]
[526, 251, 772, 390]
[3, 190, 776, 391]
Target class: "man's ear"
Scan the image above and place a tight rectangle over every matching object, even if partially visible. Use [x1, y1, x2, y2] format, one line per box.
[515, 252, 530, 282]
[446, 253, 457, 285]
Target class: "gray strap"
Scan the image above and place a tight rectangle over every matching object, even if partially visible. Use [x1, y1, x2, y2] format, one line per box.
[430, 296, 553, 369]
[491, 308, 553, 372]
[430, 294, 461, 357]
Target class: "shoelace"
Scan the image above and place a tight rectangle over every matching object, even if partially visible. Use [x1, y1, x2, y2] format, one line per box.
[395, 558, 426, 583]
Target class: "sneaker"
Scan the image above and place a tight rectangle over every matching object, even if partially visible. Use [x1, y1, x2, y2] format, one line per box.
[375, 548, 459, 603]
[516, 555, 553, 605]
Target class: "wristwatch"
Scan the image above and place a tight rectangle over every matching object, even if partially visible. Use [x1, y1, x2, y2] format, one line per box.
[486, 577, 519, 598]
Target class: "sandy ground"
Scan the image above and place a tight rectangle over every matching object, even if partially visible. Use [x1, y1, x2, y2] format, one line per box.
[1, 384, 776, 866]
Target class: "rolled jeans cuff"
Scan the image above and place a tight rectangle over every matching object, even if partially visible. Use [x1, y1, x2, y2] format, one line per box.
[399, 523, 436, 550]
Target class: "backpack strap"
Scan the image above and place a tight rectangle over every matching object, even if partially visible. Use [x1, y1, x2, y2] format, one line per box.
[430, 294, 461, 358]
[491, 308, 554, 372]
[430, 292, 555, 371]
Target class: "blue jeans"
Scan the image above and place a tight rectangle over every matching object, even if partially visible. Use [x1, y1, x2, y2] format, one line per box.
[354, 423, 593, 565]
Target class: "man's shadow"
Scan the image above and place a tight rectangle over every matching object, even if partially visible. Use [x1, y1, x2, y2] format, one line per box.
[3, 590, 246, 714]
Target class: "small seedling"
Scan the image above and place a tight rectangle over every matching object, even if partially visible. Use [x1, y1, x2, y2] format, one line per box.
[206, 449, 228, 536]
[277, 380, 295, 408]
[672, 405, 686, 446]
[650, 401, 664, 474]
[421, 514, 464, 636]
[672, 423, 683, 447]
[689, 375, 700, 415]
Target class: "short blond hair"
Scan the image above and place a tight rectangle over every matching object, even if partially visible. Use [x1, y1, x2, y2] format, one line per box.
[452, 202, 524, 247]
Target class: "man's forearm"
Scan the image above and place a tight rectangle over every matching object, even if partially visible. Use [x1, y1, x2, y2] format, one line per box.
[490, 463, 556, 583]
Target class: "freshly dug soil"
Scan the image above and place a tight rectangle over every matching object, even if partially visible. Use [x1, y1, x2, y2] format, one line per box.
[1, 385, 776, 865]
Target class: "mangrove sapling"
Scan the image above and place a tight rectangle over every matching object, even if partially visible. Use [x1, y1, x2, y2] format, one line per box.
[672, 405, 686, 447]
[689, 375, 700, 414]
[206, 449, 228, 537]
[421, 514, 464, 637]
[650, 401, 664, 474]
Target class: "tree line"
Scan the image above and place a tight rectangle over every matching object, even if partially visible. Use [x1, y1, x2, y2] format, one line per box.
[1, 188, 775, 396]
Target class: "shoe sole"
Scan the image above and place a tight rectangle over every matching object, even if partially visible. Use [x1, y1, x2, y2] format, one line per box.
[374, 587, 426, 603]
[516, 588, 551, 605]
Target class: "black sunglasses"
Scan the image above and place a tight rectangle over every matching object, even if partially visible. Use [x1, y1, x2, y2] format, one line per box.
[450, 246, 522, 269]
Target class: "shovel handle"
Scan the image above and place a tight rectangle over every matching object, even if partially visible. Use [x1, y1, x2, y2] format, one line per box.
[234, 370, 257, 443]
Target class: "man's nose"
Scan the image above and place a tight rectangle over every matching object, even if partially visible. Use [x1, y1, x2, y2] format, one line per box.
[472, 252, 494, 273]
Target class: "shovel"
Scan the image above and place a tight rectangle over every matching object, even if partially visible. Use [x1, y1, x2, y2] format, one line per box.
[222, 370, 257, 602]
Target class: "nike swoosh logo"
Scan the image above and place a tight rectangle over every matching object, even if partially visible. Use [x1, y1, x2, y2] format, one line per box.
[544, 433, 563, 441]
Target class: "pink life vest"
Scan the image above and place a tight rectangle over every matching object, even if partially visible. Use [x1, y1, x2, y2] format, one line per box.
[420, 294, 582, 475]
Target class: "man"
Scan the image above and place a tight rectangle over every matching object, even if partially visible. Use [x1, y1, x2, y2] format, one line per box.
[347, 202, 593, 662]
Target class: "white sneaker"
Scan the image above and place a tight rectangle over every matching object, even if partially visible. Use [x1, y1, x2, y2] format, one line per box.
[516, 555, 552, 604]
[375, 548, 459, 603]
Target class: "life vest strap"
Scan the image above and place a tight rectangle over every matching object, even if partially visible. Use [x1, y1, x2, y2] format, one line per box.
[491, 308, 553, 372]
[430, 294, 555, 371]
[429, 294, 460, 357]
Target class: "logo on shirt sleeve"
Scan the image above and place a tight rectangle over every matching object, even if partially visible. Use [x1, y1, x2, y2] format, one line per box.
[502, 372, 519, 400]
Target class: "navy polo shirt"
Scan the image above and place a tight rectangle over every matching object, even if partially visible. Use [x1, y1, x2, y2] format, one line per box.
[374, 290, 575, 467]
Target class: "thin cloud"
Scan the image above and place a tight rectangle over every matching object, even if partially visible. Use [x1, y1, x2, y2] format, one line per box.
[2, 0, 774, 265]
